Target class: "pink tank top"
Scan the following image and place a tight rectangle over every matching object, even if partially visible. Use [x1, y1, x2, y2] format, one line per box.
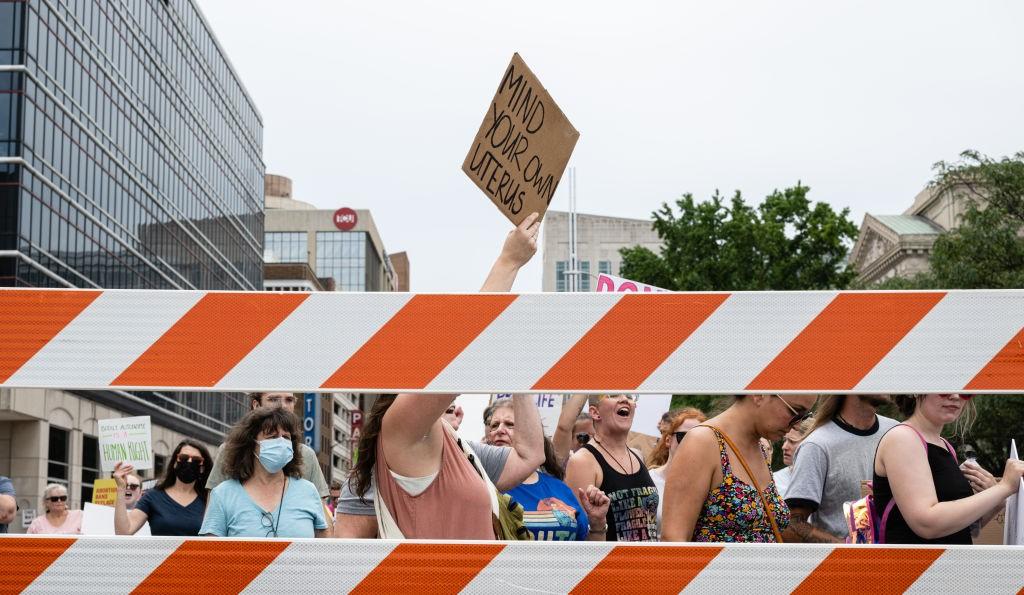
[376, 428, 495, 539]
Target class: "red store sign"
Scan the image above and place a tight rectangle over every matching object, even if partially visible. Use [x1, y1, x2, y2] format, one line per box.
[333, 208, 358, 231]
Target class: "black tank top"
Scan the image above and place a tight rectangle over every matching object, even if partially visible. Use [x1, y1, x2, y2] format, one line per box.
[581, 443, 659, 542]
[873, 442, 973, 545]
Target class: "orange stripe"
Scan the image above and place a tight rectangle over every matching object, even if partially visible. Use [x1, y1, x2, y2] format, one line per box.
[132, 539, 289, 595]
[747, 292, 945, 390]
[322, 294, 516, 390]
[0, 537, 75, 594]
[113, 292, 307, 387]
[792, 547, 943, 595]
[965, 326, 1024, 390]
[570, 545, 723, 595]
[533, 293, 729, 391]
[0, 290, 101, 383]
[350, 542, 504, 595]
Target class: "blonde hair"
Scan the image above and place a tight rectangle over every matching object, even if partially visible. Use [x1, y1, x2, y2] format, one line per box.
[894, 394, 978, 440]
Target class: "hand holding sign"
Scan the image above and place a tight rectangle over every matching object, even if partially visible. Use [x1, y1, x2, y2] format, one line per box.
[500, 212, 540, 268]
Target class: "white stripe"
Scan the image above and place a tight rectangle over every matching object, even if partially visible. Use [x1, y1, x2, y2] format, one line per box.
[22, 536, 181, 594]
[218, 293, 412, 391]
[7, 291, 203, 388]
[680, 544, 828, 594]
[640, 292, 837, 392]
[856, 292, 1024, 392]
[459, 541, 615, 595]
[905, 546, 1024, 595]
[426, 293, 620, 392]
[241, 539, 400, 594]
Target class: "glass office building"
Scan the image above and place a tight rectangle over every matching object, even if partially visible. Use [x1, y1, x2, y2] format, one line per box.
[0, 0, 261, 467]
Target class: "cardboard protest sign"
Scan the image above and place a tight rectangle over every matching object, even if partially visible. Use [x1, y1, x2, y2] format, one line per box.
[492, 394, 563, 436]
[91, 479, 118, 506]
[98, 416, 153, 472]
[596, 273, 669, 293]
[463, 53, 579, 225]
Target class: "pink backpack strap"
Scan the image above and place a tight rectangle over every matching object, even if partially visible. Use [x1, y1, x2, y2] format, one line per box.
[898, 423, 957, 460]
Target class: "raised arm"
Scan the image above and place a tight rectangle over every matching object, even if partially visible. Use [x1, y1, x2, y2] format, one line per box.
[553, 394, 588, 466]
[494, 395, 546, 491]
[112, 462, 149, 535]
[480, 213, 539, 291]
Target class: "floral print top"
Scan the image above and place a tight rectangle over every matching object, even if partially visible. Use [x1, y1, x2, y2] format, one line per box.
[692, 428, 790, 542]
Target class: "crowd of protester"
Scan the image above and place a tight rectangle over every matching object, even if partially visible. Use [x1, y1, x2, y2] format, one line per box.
[4, 214, 1022, 545]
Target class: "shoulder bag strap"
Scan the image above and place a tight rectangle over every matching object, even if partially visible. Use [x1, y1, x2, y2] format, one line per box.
[699, 424, 784, 543]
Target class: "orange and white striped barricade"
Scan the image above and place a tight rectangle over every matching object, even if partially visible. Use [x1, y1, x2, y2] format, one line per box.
[1, 536, 1023, 594]
[1, 289, 1022, 393]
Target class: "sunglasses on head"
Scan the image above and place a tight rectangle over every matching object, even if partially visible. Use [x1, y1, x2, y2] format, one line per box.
[176, 454, 204, 465]
[774, 395, 813, 427]
[575, 433, 591, 445]
[673, 431, 688, 443]
[47, 495, 68, 503]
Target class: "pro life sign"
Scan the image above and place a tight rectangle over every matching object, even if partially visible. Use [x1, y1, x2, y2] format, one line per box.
[463, 54, 579, 225]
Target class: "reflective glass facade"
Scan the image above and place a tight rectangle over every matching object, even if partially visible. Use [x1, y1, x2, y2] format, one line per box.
[0, 0, 261, 434]
[264, 231, 307, 263]
[316, 231, 381, 292]
[1, 0, 263, 290]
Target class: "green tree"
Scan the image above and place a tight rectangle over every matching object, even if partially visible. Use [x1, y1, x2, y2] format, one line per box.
[619, 184, 859, 291]
[872, 150, 1024, 468]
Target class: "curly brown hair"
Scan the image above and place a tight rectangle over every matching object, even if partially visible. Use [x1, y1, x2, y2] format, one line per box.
[221, 407, 303, 482]
[646, 407, 707, 468]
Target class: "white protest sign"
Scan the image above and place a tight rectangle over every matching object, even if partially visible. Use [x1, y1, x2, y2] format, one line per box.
[98, 416, 153, 472]
[81, 502, 150, 536]
[1005, 439, 1021, 546]
[595, 273, 668, 294]
[492, 394, 563, 436]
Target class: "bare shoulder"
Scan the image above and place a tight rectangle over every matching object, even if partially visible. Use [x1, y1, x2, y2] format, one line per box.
[566, 446, 598, 470]
[680, 425, 720, 453]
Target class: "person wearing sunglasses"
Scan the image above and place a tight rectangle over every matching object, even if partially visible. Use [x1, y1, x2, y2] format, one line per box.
[661, 393, 817, 542]
[200, 407, 327, 538]
[647, 408, 707, 535]
[872, 394, 1024, 544]
[121, 473, 143, 511]
[114, 438, 212, 536]
[551, 395, 593, 468]
[782, 394, 898, 543]
[26, 483, 81, 534]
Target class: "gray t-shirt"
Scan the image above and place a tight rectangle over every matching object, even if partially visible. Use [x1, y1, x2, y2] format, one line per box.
[784, 415, 899, 538]
[337, 440, 510, 516]
[207, 442, 329, 498]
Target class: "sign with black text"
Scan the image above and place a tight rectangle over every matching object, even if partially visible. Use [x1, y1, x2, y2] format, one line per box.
[463, 53, 579, 225]
[98, 416, 152, 472]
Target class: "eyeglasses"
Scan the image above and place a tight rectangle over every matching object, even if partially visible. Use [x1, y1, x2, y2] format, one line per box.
[176, 454, 205, 465]
[938, 393, 973, 401]
[673, 431, 688, 443]
[774, 395, 813, 427]
[126, 483, 141, 491]
[575, 433, 591, 445]
[261, 510, 278, 538]
[47, 495, 68, 503]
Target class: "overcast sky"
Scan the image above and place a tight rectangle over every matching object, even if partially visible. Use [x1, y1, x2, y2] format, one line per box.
[198, 0, 1024, 292]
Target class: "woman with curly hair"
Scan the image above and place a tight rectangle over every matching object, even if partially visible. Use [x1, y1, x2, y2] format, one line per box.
[200, 407, 327, 538]
[646, 407, 707, 533]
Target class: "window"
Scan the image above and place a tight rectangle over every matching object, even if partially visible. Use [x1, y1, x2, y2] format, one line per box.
[47, 425, 70, 487]
[599, 261, 612, 276]
[264, 232, 307, 263]
[316, 232, 367, 291]
[81, 435, 100, 504]
[555, 260, 567, 292]
[153, 454, 167, 481]
[580, 261, 591, 291]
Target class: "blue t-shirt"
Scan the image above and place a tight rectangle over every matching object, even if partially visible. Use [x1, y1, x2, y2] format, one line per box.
[135, 489, 205, 536]
[506, 472, 589, 541]
[0, 476, 15, 533]
[201, 477, 326, 538]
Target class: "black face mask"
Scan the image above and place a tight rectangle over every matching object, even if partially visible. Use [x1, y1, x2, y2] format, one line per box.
[174, 460, 201, 484]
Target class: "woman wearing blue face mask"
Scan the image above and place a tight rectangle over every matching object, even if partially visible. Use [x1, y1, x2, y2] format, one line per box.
[200, 407, 328, 538]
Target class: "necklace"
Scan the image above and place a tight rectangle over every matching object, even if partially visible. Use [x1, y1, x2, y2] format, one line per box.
[594, 438, 634, 475]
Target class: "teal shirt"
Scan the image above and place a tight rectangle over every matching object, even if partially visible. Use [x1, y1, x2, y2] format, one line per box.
[200, 477, 326, 538]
